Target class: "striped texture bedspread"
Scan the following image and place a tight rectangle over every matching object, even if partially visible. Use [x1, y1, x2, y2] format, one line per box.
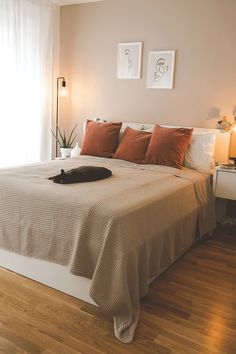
[0, 156, 215, 343]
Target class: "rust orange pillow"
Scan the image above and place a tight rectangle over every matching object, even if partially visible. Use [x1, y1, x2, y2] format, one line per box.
[113, 127, 152, 164]
[145, 125, 193, 169]
[80, 120, 122, 158]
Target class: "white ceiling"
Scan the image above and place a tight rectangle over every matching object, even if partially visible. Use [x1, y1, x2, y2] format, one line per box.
[52, 0, 102, 5]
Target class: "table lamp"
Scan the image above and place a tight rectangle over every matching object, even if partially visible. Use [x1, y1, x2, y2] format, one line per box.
[218, 116, 236, 164]
[229, 119, 236, 164]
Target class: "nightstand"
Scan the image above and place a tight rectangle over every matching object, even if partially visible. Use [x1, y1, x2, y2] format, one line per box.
[213, 166, 236, 223]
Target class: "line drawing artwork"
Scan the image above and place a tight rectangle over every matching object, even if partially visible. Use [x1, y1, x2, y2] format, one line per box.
[154, 58, 169, 82]
[124, 49, 134, 73]
[147, 50, 175, 89]
[117, 42, 142, 79]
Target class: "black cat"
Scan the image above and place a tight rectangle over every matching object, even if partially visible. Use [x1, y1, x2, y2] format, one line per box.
[48, 166, 112, 184]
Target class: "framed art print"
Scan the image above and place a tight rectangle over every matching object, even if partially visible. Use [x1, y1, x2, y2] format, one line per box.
[147, 50, 176, 89]
[117, 42, 142, 79]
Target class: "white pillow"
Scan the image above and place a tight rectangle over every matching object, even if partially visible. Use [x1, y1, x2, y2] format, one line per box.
[87, 119, 144, 140]
[119, 123, 145, 141]
[71, 142, 81, 157]
[184, 132, 216, 173]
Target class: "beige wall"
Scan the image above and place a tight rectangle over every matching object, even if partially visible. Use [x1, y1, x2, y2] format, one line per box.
[60, 0, 236, 143]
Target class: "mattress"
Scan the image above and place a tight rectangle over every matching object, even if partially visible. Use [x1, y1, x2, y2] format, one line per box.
[0, 156, 215, 343]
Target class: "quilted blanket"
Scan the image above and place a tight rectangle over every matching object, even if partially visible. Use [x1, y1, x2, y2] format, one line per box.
[0, 156, 215, 343]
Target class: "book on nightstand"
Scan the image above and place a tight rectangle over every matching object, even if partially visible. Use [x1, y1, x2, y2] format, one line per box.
[219, 163, 236, 170]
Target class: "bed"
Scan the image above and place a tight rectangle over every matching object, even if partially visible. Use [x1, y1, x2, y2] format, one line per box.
[0, 123, 230, 343]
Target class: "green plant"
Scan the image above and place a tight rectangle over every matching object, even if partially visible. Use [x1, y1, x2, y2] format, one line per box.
[51, 122, 79, 148]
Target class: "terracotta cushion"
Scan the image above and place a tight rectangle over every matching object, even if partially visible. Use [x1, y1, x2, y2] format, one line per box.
[113, 127, 152, 164]
[80, 120, 122, 158]
[145, 125, 193, 169]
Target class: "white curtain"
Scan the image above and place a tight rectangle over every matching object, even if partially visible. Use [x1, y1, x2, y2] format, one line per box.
[0, 0, 59, 168]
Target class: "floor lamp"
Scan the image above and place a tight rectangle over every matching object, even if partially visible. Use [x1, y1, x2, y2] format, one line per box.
[56, 77, 67, 157]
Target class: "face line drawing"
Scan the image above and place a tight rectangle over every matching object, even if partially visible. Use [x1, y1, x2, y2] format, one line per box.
[154, 57, 169, 82]
[124, 48, 134, 72]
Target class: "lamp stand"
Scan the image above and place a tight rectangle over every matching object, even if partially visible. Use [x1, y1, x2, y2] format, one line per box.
[56, 77, 66, 157]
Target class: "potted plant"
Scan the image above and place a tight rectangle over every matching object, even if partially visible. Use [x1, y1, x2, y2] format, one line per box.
[51, 122, 79, 158]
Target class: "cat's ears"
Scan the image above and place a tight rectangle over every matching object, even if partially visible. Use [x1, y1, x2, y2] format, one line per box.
[48, 169, 65, 181]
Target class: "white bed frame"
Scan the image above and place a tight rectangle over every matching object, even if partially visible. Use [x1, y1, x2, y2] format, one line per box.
[0, 248, 96, 305]
[0, 123, 230, 305]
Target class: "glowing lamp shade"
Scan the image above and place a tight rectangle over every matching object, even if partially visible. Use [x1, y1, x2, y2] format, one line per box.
[229, 116, 236, 163]
[232, 124, 236, 133]
[59, 79, 67, 97]
[229, 133, 236, 160]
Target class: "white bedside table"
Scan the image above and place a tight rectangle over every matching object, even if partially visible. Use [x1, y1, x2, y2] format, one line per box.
[213, 166, 236, 223]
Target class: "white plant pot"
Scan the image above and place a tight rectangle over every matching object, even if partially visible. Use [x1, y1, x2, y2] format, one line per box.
[60, 148, 72, 158]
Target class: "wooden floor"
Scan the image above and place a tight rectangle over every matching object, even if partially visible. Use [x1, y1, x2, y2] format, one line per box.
[0, 226, 235, 354]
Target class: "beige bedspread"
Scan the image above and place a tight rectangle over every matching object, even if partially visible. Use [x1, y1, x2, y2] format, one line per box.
[0, 156, 215, 343]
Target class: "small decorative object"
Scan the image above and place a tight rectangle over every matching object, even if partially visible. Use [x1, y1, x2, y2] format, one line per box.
[71, 142, 81, 157]
[117, 42, 142, 79]
[147, 50, 176, 89]
[51, 122, 79, 159]
[217, 115, 236, 132]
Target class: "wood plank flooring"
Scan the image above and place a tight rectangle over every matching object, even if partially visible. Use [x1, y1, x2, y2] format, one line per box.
[0, 225, 235, 354]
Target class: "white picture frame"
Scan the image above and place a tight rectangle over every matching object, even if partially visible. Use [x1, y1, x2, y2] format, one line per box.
[147, 50, 176, 89]
[117, 42, 142, 79]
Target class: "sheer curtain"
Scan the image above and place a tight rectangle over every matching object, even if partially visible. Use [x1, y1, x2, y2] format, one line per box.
[0, 0, 59, 168]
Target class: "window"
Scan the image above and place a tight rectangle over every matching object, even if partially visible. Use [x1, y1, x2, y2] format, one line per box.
[0, 0, 58, 167]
